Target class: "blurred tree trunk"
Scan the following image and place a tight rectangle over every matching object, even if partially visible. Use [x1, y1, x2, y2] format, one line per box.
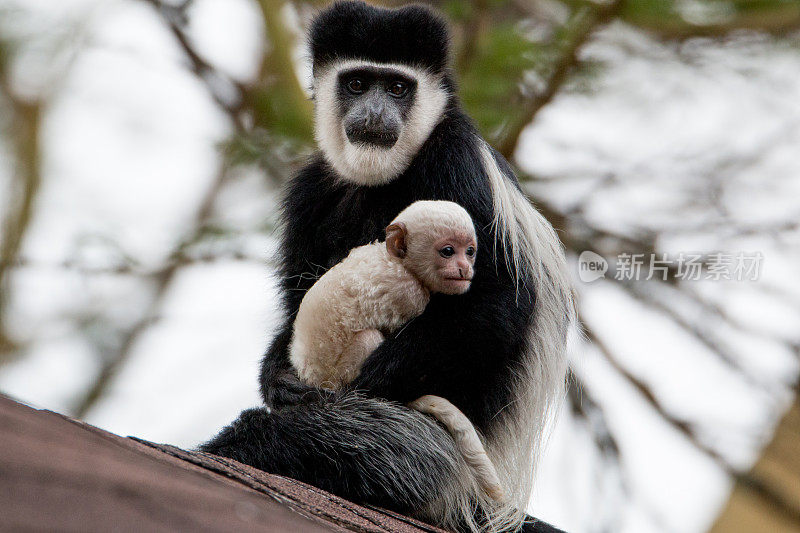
[0, 55, 42, 360]
[249, 0, 314, 143]
[710, 392, 800, 533]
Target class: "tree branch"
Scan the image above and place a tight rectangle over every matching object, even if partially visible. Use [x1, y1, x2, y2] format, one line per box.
[73, 161, 234, 417]
[616, 280, 779, 395]
[0, 58, 42, 359]
[142, 0, 247, 131]
[497, 0, 621, 159]
[8, 250, 271, 277]
[624, 3, 800, 41]
[584, 323, 800, 525]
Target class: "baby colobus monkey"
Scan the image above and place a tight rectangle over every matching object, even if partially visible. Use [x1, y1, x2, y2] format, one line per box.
[290, 200, 476, 387]
[289, 200, 504, 501]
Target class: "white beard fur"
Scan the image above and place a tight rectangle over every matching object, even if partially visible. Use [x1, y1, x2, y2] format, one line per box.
[313, 60, 449, 186]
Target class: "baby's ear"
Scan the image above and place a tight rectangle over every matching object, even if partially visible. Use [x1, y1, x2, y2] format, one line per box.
[385, 222, 408, 258]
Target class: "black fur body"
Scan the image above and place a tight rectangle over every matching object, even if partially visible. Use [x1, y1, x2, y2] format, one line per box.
[202, 102, 533, 486]
[265, 107, 533, 426]
[201, 3, 565, 532]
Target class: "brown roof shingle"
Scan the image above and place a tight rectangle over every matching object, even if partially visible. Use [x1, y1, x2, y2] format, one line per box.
[0, 395, 444, 533]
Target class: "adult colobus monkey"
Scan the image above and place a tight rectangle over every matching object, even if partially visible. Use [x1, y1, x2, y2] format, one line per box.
[201, 2, 575, 532]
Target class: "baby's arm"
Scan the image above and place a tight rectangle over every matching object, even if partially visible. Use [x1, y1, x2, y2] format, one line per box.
[330, 329, 384, 387]
[291, 240, 427, 389]
[408, 395, 506, 502]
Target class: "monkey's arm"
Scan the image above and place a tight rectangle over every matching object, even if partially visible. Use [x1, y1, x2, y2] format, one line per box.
[260, 322, 320, 408]
[349, 275, 532, 429]
[259, 160, 343, 407]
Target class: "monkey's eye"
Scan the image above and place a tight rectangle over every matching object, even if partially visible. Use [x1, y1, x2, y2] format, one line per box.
[347, 78, 365, 94]
[439, 246, 455, 258]
[388, 81, 408, 98]
[466, 246, 476, 257]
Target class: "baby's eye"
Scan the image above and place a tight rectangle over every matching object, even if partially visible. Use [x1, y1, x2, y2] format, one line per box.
[466, 246, 476, 257]
[439, 246, 455, 258]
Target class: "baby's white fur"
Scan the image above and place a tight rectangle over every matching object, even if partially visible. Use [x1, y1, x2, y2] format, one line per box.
[289, 200, 505, 502]
[289, 240, 430, 387]
[314, 60, 449, 186]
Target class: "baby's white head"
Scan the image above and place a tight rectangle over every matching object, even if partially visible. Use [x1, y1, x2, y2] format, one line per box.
[385, 200, 477, 295]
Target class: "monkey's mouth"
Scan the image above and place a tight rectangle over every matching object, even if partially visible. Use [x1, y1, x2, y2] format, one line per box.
[440, 277, 472, 295]
[345, 126, 399, 148]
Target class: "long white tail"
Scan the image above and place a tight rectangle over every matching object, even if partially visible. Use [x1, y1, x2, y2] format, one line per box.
[417, 141, 575, 533]
[477, 139, 576, 531]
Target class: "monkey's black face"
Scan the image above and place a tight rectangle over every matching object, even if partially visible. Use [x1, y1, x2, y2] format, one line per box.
[337, 67, 417, 149]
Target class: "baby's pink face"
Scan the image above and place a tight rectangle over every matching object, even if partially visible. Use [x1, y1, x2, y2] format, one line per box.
[431, 232, 477, 295]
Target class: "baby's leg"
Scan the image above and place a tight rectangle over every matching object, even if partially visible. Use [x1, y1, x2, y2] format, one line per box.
[408, 395, 505, 502]
[335, 329, 384, 385]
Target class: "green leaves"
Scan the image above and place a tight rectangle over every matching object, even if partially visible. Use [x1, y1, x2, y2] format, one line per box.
[458, 21, 541, 141]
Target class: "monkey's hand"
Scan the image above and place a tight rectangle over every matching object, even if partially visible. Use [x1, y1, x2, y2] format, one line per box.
[261, 323, 328, 408]
[261, 335, 336, 409]
[265, 368, 319, 409]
